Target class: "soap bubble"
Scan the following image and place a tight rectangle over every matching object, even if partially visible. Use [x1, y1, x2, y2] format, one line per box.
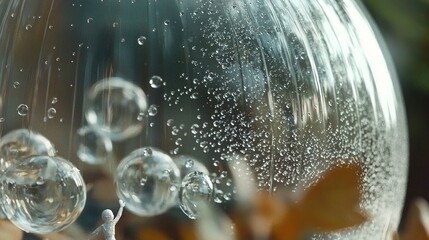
[0, 129, 56, 171]
[173, 155, 209, 179]
[0, 155, 86, 234]
[77, 126, 113, 165]
[179, 171, 213, 219]
[116, 147, 180, 216]
[85, 77, 148, 141]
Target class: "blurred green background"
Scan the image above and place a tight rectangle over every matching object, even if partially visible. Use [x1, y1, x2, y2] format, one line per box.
[361, 0, 429, 226]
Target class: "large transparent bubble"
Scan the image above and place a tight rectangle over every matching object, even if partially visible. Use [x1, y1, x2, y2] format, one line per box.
[0, 155, 86, 234]
[0, 129, 56, 171]
[0, 0, 407, 238]
[116, 147, 181, 216]
[85, 77, 148, 141]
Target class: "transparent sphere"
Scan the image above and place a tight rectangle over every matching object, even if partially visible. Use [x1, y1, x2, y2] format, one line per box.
[77, 126, 113, 165]
[0, 129, 56, 171]
[116, 147, 181, 216]
[0, 155, 86, 234]
[0, 0, 408, 238]
[173, 155, 209, 179]
[85, 77, 148, 141]
[179, 171, 213, 219]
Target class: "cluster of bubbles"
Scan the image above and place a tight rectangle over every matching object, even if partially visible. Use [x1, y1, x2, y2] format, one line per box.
[0, 129, 86, 234]
[80, 77, 228, 219]
[116, 148, 215, 219]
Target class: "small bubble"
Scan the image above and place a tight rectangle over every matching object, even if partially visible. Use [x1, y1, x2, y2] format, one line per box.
[185, 159, 194, 168]
[51, 97, 58, 104]
[87, 18, 93, 24]
[17, 104, 29, 116]
[148, 104, 158, 116]
[112, 22, 119, 28]
[0, 118, 5, 123]
[140, 177, 147, 186]
[47, 108, 56, 119]
[164, 20, 170, 26]
[190, 92, 198, 99]
[36, 177, 44, 185]
[142, 148, 152, 157]
[13, 81, 20, 88]
[166, 119, 174, 126]
[213, 160, 220, 167]
[170, 185, 177, 192]
[149, 76, 163, 88]
[137, 112, 145, 121]
[25, 24, 32, 30]
[48, 25, 53, 30]
[121, 38, 125, 43]
[137, 36, 146, 45]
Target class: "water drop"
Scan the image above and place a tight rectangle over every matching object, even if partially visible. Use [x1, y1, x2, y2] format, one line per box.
[0, 155, 86, 234]
[185, 159, 194, 168]
[87, 18, 93, 23]
[149, 75, 163, 88]
[17, 104, 29, 116]
[116, 147, 180, 216]
[148, 104, 158, 116]
[179, 171, 213, 219]
[47, 108, 56, 119]
[112, 22, 119, 28]
[137, 36, 146, 45]
[13, 81, 20, 88]
[25, 24, 32, 30]
[164, 20, 170, 26]
[172, 155, 209, 179]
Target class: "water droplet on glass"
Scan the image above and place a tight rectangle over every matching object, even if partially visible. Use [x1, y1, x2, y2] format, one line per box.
[163, 20, 170, 26]
[137, 36, 146, 45]
[149, 75, 163, 88]
[116, 147, 180, 216]
[1, 155, 86, 234]
[36, 176, 44, 185]
[185, 159, 194, 168]
[85, 77, 148, 141]
[172, 155, 209, 179]
[136, 112, 145, 121]
[51, 97, 58, 104]
[166, 119, 174, 126]
[13, 81, 20, 88]
[87, 18, 93, 24]
[17, 104, 29, 116]
[25, 24, 32, 30]
[148, 104, 158, 116]
[179, 171, 213, 219]
[47, 108, 56, 119]
[77, 127, 113, 165]
[112, 22, 119, 28]
[140, 177, 147, 186]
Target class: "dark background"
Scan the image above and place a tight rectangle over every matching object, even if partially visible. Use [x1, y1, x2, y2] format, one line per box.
[361, 0, 429, 226]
